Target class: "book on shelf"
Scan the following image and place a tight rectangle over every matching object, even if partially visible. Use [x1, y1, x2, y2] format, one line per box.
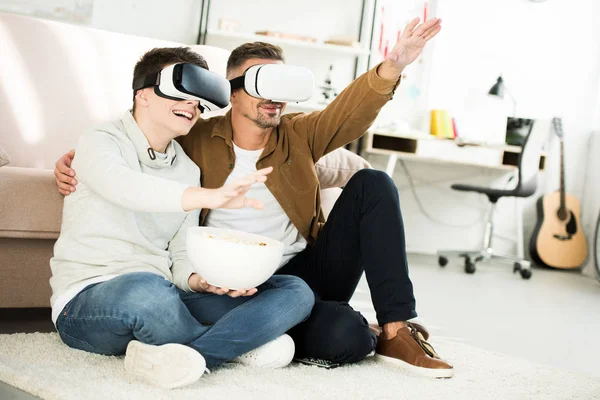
[430, 109, 456, 139]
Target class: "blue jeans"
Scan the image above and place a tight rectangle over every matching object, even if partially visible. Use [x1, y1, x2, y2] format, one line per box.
[56, 272, 314, 369]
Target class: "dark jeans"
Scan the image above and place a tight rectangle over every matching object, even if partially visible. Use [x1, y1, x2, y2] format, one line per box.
[277, 169, 417, 364]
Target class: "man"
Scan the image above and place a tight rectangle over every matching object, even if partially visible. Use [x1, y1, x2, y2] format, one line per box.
[56, 17, 453, 377]
[50, 47, 315, 389]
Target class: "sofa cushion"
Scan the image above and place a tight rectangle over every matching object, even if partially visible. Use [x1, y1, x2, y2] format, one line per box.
[316, 148, 372, 189]
[321, 187, 343, 219]
[0, 167, 63, 239]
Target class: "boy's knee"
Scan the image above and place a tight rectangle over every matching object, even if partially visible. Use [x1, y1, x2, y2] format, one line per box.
[269, 275, 315, 321]
[117, 273, 178, 315]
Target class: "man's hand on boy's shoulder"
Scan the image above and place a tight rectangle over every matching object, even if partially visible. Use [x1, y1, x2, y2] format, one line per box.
[188, 273, 257, 298]
[55, 149, 78, 196]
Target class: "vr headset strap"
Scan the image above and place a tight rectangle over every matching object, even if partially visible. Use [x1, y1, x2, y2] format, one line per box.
[132, 72, 160, 99]
[229, 76, 245, 91]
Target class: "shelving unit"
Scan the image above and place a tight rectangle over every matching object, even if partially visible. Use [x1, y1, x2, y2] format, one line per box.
[196, 0, 376, 80]
[206, 29, 371, 56]
[195, 0, 377, 117]
[193, 0, 433, 156]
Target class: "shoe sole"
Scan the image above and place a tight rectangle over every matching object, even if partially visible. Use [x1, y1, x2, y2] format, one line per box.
[375, 354, 454, 379]
[124, 341, 206, 388]
[234, 334, 295, 368]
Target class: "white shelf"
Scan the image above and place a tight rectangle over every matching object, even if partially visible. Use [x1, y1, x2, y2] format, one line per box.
[206, 29, 371, 56]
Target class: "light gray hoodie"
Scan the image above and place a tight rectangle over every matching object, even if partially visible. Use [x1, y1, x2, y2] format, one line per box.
[50, 111, 200, 324]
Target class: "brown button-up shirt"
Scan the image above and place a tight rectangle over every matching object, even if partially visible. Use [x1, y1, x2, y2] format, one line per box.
[177, 64, 400, 246]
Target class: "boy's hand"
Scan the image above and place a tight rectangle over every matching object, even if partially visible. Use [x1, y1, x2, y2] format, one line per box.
[188, 273, 257, 298]
[54, 149, 78, 196]
[204, 167, 273, 210]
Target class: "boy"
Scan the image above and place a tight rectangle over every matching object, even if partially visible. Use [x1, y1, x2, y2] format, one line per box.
[50, 47, 314, 389]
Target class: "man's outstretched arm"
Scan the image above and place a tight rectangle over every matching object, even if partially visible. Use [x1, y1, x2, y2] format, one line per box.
[292, 17, 442, 161]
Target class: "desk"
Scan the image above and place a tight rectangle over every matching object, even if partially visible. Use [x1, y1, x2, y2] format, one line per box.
[362, 131, 546, 177]
[361, 130, 547, 260]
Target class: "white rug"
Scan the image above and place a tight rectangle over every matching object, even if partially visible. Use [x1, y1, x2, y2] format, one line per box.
[0, 333, 598, 400]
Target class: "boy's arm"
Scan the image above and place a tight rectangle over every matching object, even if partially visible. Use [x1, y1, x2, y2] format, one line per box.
[168, 209, 200, 292]
[76, 131, 272, 213]
[76, 131, 192, 213]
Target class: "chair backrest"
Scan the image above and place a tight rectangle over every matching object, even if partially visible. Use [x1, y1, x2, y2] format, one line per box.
[515, 118, 551, 196]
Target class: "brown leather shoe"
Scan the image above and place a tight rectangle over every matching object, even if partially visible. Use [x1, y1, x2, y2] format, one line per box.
[369, 321, 430, 341]
[375, 323, 453, 379]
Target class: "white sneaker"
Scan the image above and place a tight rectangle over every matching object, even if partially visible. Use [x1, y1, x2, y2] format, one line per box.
[124, 340, 206, 389]
[234, 334, 295, 368]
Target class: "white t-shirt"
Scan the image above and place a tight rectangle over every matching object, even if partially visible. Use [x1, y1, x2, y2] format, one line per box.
[205, 142, 307, 267]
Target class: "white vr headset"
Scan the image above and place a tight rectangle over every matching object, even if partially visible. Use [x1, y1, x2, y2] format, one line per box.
[132, 63, 231, 112]
[229, 64, 314, 103]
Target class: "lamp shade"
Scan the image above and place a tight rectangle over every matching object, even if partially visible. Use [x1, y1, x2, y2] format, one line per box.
[488, 76, 504, 97]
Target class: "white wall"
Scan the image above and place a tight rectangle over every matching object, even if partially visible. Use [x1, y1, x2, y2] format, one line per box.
[90, 0, 202, 44]
[428, 0, 600, 196]
[581, 66, 600, 278]
[0, 0, 203, 44]
[389, 0, 600, 263]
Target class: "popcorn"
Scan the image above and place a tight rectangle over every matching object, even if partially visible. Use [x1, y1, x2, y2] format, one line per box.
[205, 233, 267, 247]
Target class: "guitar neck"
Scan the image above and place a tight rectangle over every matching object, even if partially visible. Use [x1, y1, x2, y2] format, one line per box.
[559, 139, 566, 213]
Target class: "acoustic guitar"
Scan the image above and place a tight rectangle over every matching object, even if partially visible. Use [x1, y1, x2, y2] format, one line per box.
[530, 118, 588, 269]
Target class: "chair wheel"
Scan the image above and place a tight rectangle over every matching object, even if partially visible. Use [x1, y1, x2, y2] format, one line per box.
[520, 268, 532, 279]
[513, 262, 521, 273]
[438, 256, 448, 267]
[464, 258, 476, 274]
[513, 263, 532, 279]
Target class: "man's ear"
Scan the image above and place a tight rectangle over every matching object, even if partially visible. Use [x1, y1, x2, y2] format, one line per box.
[230, 90, 238, 104]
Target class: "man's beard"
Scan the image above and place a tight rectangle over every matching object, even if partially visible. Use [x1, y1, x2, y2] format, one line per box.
[252, 102, 282, 129]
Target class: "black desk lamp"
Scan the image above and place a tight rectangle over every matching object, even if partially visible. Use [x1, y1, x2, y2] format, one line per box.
[488, 76, 517, 116]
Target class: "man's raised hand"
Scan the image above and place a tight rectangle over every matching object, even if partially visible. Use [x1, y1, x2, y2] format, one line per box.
[378, 17, 442, 79]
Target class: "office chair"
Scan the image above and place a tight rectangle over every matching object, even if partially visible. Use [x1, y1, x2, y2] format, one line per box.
[437, 120, 550, 279]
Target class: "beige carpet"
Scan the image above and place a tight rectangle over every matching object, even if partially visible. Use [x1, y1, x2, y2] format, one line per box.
[0, 333, 598, 400]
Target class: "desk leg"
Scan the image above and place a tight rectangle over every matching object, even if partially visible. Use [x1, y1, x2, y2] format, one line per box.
[385, 153, 398, 178]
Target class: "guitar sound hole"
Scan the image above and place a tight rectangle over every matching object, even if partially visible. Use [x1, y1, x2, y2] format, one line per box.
[552, 210, 578, 241]
[557, 208, 568, 221]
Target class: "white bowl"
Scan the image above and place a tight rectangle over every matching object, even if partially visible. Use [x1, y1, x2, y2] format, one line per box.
[186, 227, 284, 290]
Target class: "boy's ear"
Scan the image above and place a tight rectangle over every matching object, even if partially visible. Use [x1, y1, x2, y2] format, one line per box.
[136, 88, 151, 108]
